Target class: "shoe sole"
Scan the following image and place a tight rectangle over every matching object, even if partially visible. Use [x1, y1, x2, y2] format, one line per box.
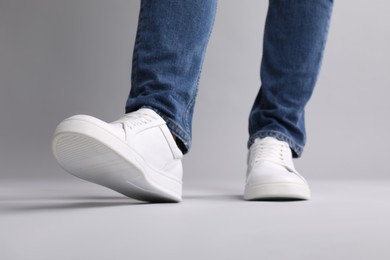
[52, 116, 182, 203]
[244, 183, 311, 200]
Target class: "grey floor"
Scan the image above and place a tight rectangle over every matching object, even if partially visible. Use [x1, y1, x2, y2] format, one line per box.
[1, 178, 389, 260]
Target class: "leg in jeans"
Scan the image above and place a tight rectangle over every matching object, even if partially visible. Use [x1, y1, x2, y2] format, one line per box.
[126, 0, 218, 154]
[53, 0, 217, 203]
[244, 0, 333, 200]
[248, 0, 333, 157]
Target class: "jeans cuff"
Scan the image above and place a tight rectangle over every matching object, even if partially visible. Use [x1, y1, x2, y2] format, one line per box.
[248, 130, 304, 158]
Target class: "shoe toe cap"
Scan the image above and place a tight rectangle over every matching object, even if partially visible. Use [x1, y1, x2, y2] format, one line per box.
[247, 161, 306, 185]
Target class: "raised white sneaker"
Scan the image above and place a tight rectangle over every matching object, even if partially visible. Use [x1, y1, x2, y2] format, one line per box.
[244, 137, 311, 200]
[52, 108, 183, 202]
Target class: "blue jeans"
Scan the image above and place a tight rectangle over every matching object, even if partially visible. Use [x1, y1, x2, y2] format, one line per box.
[126, 0, 333, 157]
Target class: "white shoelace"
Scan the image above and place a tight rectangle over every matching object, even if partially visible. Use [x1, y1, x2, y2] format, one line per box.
[115, 112, 156, 131]
[249, 137, 297, 173]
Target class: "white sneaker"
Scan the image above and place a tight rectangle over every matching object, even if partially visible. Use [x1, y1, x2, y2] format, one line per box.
[52, 108, 183, 202]
[244, 137, 311, 200]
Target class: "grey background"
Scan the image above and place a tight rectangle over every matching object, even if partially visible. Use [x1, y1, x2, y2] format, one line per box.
[1, 0, 390, 182]
[1, 1, 390, 260]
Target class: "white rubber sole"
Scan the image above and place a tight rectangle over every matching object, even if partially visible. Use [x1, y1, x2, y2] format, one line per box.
[244, 182, 311, 200]
[52, 116, 182, 202]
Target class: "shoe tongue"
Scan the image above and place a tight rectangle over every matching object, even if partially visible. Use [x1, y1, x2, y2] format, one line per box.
[117, 108, 160, 123]
[136, 108, 160, 118]
[259, 136, 284, 145]
[113, 108, 166, 133]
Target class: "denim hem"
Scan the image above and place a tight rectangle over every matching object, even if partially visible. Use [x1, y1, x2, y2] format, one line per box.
[164, 118, 191, 154]
[142, 106, 191, 154]
[248, 130, 304, 158]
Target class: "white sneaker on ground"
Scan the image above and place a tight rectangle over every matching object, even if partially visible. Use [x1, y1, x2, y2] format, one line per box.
[52, 108, 183, 202]
[244, 137, 311, 200]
